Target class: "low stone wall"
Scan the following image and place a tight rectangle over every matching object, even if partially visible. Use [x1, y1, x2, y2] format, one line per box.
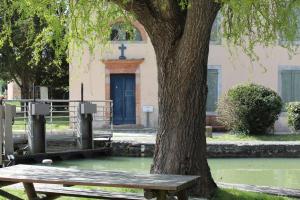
[207, 142, 300, 158]
[12, 134, 300, 158]
[111, 142, 155, 157]
[111, 141, 300, 158]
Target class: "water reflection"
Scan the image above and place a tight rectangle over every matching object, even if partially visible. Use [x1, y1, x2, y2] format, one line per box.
[54, 157, 300, 189]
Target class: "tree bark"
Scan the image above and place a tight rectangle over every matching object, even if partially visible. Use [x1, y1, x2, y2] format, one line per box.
[112, 0, 220, 197]
[20, 80, 32, 100]
[151, 52, 217, 197]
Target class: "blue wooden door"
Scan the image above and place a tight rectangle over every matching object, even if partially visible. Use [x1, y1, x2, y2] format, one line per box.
[110, 74, 136, 125]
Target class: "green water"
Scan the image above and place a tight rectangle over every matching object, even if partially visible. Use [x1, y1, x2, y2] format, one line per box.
[54, 157, 300, 189]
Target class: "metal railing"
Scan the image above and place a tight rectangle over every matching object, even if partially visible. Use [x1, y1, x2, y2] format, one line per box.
[2, 99, 113, 140]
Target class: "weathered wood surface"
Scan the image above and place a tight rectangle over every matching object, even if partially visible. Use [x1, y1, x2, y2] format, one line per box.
[218, 182, 300, 198]
[0, 165, 199, 191]
[35, 185, 146, 200]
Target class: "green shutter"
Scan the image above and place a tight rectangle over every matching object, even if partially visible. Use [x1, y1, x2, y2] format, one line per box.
[281, 70, 293, 103]
[292, 71, 300, 101]
[207, 69, 219, 112]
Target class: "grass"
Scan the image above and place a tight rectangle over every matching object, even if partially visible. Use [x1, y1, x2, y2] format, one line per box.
[212, 189, 295, 200]
[0, 188, 296, 200]
[207, 133, 300, 141]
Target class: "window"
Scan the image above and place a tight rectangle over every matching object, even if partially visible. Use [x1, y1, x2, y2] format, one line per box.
[207, 68, 220, 112]
[281, 69, 300, 104]
[210, 14, 221, 44]
[110, 23, 142, 41]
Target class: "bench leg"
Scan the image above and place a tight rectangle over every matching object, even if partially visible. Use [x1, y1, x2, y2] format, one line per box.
[156, 190, 167, 200]
[177, 190, 188, 200]
[23, 183, 39, 200]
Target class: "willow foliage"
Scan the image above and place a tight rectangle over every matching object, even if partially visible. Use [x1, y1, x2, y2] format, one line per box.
[0, 0, 300, 64]
[221, 0, 300, 59]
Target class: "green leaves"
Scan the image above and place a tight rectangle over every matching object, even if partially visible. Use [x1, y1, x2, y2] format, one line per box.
[1, 0, 300, 63]
[286, 102, 300, 131]
[217, 83, 283, 135]
[221, 0, 300, 59]
[0, 0, 129, 64]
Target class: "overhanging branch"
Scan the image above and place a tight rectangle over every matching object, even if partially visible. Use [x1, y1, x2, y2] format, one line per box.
[177, 0, 220, 60]
[109, 0, 156, 24]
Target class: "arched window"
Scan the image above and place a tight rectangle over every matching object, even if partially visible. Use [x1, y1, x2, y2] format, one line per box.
[110, 23, 142, 41]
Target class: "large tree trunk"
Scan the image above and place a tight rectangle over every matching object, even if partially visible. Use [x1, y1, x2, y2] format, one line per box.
[113, 0, 220, 198]
[151, 28, 217, 198]
[150, 2, 220, 198]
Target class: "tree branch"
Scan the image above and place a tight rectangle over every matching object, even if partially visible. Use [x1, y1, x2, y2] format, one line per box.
[150, 0, 184, 21]
[110, 0, 185, 48]
[110, 0, 156, 26]
[178, 0, 220, 60]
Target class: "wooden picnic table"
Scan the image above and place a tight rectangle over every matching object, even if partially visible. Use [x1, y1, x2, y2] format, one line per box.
[0, 164, 200, 200]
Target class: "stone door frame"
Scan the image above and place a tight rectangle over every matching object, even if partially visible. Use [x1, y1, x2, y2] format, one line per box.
[103, 59, 144, 125]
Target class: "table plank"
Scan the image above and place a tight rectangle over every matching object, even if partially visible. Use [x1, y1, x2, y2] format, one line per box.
[0, 165, 199, 191]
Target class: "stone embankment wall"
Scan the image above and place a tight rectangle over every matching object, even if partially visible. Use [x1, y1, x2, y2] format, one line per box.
[111, 141, 300, 158]
[12, 134, 300, 158]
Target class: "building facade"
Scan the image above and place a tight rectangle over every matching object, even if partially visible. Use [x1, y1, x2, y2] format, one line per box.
[69, 20, 300, 132]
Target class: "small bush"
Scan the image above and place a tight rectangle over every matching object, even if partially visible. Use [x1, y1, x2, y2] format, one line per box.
[217, 83, 282, 135]
[286, 102, 300, 131]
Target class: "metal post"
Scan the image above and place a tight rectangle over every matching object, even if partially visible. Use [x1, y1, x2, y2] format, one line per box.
[80, 114, 93, 149]
[32, 84, 35, 102]
[50, 102, 53, 134]
[146, 112, 150, 128]
[27, 103, 49, 154]
[77, 102, 96, 150]
[28, 114, 46, 154]
[81, 83, 84, 102]
[0, 105, 4, 167]
[4, 105, 15, 155]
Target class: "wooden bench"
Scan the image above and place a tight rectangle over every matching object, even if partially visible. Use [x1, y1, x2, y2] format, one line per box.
[0, 164, 200, 200]
[35, 185, 146, 200]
